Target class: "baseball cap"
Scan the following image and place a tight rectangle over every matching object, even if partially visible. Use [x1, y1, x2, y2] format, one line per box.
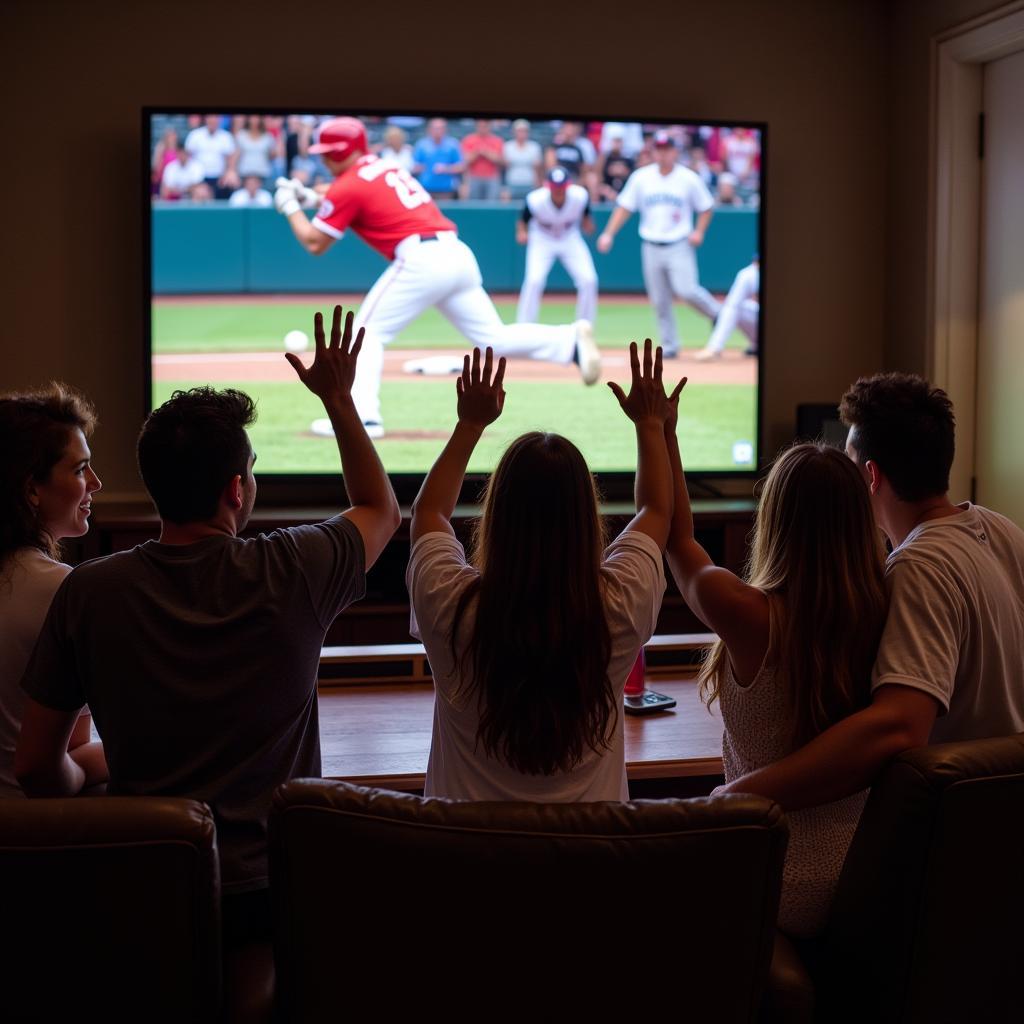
[547, 167, 570, 187]
[652, 130, 677, 148]
[512, 118, 531, 131]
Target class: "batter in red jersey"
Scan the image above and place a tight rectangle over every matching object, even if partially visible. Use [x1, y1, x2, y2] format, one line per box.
[275, 117, 600, 436]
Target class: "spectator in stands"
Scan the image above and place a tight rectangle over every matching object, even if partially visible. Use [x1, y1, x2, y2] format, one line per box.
[595, 127, 634, 201]
[151, 126, 180, 194]
[187, 181, 215, 203]
[460, 119, 504, 200]
[412, 118, 464, 200]
[229, 174, 273, 208]
[718, 374, 1024, 810]
[687, 145, 715, 189]
[545, 121, 596, 193]
[715, 172, 744, 207]
[408, 341, 678, 802]
[0, 385, 106, 798]
[185, 113, 240, 199]
[664, 397, 888, 935]
[16, 306, 400, 1008]
[234, 115, 280, 186]
[501, 119, 543, 202]
[721, 126, 759, 189]
[599, 121, 644, 159]
[159, 139, 205, 200]
[377, 125, 414, 173]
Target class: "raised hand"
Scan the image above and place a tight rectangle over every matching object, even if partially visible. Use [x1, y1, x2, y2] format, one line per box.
[607, 338, 685, 424]
[286, 305, 363, 407]
[666, 373, 689, 435]
[456, 346, 506, 430]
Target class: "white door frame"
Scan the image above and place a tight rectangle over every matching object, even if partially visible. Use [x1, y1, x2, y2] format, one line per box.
[928, 1, 1024, 501]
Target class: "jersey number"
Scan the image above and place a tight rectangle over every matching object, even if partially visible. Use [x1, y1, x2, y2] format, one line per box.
[386, 168, 430, 210]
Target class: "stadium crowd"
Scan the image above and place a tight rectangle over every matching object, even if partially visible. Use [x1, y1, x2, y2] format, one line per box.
[150, 113, 762, 209]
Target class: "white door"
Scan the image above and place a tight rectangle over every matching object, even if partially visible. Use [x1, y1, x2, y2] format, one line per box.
[977, 50, 1024, 526]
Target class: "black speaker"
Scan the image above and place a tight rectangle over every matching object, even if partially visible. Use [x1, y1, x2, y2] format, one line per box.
[796, 403, 846, 447]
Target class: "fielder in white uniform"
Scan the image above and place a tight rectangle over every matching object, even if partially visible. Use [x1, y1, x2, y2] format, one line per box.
[597, 130, 721, 356]
[273, 118, 600, 436]
[696, 257, 760, 360]
[516, 167, 598, 325]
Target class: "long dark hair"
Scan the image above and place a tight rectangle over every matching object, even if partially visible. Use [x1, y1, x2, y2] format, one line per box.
[700, 443, 888, 746]
[450, 432, 615, 775]
[0, 382, 97, 562]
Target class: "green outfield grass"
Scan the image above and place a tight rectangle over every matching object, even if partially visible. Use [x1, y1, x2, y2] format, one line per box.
[152, 298, 751, 354]
[152, 296, 756, 474]
[153, 377, 756, 475]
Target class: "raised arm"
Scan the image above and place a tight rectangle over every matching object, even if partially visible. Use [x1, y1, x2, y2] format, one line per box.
[607, 339, 681, 549]
[411, 347, 506, 544]
[286, 306, 400, 567]
[664, 389, 768, 669]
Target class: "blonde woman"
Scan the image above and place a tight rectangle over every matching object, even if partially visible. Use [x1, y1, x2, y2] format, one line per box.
[664, 382, 887, 937]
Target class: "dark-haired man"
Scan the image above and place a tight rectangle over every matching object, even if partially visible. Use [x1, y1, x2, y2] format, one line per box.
[16, 308, 400, 947]
[718, 372, 1024, 809]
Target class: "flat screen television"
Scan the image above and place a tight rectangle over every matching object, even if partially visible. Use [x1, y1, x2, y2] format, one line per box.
[144, 108, 764, 502]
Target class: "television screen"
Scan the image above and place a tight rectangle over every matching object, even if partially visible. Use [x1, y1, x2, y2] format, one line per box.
[146, 110, 763, 480]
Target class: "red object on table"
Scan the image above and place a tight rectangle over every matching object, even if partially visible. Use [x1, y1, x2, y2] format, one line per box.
[624, 649, 646, 697]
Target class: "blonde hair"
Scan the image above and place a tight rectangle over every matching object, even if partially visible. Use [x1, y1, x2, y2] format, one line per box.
[699, 443, 887, 746]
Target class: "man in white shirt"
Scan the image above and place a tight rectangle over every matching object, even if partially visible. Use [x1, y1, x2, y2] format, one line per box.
[597, 131, 721, 357]
[718, 373, 1024, 809]
[185, 114, 240, 198]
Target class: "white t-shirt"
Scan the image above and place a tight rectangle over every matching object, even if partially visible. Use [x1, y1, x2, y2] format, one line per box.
[407, 529, 666, 802]
[616, 163, 714, 243]
[872, 503, 1024, 743]
[161, 157, 204, 195]
[0, 548, 70, 797]
[184, 126, 236, 178]
[503, 139, 543, 188]
[525, 183, 589, 240]
[228, 187, 273, 207]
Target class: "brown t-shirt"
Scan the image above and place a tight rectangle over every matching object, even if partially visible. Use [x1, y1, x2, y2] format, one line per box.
[22, 516, 365, 892]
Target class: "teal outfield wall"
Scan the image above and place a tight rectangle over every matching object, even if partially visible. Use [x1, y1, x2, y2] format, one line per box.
[152, 204, 758, 296]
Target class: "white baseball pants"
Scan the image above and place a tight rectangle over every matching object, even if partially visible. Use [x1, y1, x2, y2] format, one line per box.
[516, 231, 598, 325]
[351, 234, 578, 424]
[640, 240, 721, 354]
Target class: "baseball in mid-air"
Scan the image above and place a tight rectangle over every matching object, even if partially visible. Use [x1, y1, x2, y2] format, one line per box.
[283, 329, 309, 353]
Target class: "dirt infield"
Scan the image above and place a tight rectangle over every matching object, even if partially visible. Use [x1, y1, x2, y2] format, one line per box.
[153, 347, 757, 385]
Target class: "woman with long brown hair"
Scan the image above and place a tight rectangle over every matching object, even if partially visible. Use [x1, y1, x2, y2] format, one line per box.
[0, 384, 107, 796]
[664, 386, 887, 936]
[408, 341, 681, 800]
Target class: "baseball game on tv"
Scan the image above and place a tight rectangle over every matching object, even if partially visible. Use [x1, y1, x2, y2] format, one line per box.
[147, 109, 763, 478]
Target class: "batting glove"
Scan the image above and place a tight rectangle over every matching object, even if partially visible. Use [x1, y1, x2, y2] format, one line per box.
[273, 179, 302, 217]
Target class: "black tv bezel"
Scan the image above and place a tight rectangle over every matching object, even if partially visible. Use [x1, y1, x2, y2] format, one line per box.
[142, 106, 766, 506]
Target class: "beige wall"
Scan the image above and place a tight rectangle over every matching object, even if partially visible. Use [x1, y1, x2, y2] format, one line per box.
[5, 0, 894, 497]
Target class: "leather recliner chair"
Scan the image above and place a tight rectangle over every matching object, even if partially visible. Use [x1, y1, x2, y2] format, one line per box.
[0, 796, 222, 1022]
[765, 732, 1024, 1023]
[269, 780, 789, 1022]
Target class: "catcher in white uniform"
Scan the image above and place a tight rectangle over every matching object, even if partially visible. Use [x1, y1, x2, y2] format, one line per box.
[516, 167, 598, 325]
[273, 117, 600, 437]
[696, 256, 759, 360]
[597, 130, 721, 357]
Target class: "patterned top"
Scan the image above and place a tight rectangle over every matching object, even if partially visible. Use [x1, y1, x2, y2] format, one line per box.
[719, 599, 867, 937]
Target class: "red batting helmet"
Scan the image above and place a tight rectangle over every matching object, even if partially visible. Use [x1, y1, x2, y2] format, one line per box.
[308, 117, 368, 160]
